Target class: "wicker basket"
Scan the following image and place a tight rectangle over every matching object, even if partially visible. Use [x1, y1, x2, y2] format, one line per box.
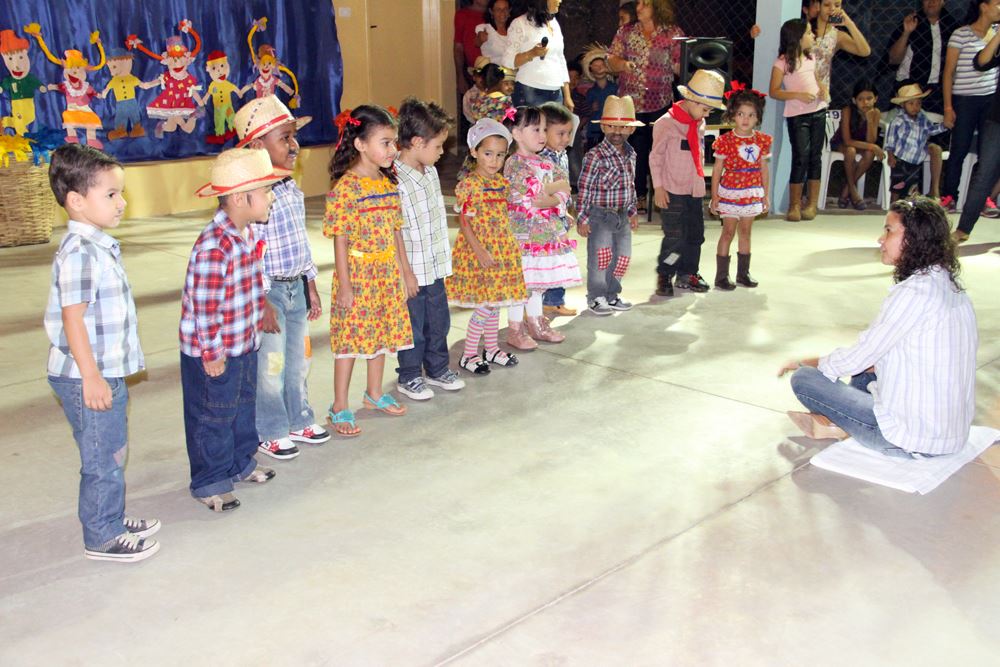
[0, 160, 56, 247]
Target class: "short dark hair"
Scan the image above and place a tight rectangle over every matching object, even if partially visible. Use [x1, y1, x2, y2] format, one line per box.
[397, 97, 454, 149]
[48, 144, 123, 207]
[723, 89, 766, 126]
[540, 101, 573, 127]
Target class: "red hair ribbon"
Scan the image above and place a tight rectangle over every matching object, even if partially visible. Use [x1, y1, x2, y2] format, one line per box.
[502, 106, 517, 122]
[725, 80, 765, 100]
[386, 106, 399, 118]
[333, 109, 361, 150]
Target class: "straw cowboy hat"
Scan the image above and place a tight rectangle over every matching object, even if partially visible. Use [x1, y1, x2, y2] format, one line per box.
[580, 43, 612, 82]
[195, 148, 292, 197]
[678, 70, 727, 110]
[234, 95, 312, 148]
[590, 95, 645, 126]
[891, 83, 932, 105]
[467, 55, 491, 75]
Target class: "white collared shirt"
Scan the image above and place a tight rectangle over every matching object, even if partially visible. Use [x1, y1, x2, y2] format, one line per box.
[819, 266, 978, 455]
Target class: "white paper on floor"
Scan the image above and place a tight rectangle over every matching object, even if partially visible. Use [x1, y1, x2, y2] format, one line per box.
[810, 426, 1000, 494]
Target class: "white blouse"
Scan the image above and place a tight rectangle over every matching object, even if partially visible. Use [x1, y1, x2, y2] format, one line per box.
[476, 23, 509, 65]
[502, 15, 569, 91]
[819, 266, 978, 455]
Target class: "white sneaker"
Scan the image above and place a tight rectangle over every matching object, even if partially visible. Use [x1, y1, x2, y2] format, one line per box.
[257, 437, 300, 460]
[607, 297, 633, 311]
[424, 369, 466, 391]
[289, 424, 331, 445]
[398, 376, 434, 400]
[588, 297, 613, 316]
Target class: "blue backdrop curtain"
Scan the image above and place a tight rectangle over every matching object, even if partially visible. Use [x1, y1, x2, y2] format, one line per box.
[1, 0, 343, 162]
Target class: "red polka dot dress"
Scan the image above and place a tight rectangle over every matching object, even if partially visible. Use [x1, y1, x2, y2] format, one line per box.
[713, 130, 772, 218]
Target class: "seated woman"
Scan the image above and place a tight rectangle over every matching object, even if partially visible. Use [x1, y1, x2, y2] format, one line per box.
[780, 197, 978, 458]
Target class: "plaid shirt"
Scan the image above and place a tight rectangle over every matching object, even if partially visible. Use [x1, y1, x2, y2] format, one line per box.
[44, 221, 144, 378]
[179, 210, 266, 362]
[395, 159, 452, 286]
[250, 177, 317, 292]
[884, 110, 947, 165]
[576, 138, 638, 226]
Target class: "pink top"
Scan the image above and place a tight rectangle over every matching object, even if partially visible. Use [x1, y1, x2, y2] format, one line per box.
[649, 111, 706, 197]
[773, 55, 826, 118]
[58, 82, 97, 108]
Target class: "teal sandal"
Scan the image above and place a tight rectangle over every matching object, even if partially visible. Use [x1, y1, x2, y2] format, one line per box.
[327, 406, 361, 437]
[362, 391, 407, 416]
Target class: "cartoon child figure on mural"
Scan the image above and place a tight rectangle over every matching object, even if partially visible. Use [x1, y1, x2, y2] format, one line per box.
[0, 29, 48, 136]
[127, 19, 203, 138]
[24, 24, 106, 148]
[196, 50, 245, 144]
[246, 17, 301, 109]
[100, 48, 158, 140]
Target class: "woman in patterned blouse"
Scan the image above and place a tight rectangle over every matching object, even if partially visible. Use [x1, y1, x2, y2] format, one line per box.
[607, 0, 686, 210]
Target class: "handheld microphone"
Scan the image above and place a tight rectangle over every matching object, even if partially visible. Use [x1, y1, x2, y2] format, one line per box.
[540, 36, 548, 60]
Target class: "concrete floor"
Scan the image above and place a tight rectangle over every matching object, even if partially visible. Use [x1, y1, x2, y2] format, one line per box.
[1, 201, 999, 666]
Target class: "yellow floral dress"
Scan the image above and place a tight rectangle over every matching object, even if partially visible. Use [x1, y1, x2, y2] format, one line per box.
[322, 171, 413, 358]
[447, 173, 528, 308]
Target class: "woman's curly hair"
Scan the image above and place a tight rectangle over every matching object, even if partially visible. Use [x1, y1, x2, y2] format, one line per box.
[888, 197, 962, 290]
[329, 105, 398, 184]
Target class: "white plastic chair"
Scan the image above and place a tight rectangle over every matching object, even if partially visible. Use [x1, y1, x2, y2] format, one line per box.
[819, 110, 891, 210]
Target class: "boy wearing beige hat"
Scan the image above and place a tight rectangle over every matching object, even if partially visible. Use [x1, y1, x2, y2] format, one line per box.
[179, 148, 287, 512]
[884, 82, 947, 200]
[649, 69, 726, 296]
[233, 96, 330, 462]
[577, 95, 642, 315]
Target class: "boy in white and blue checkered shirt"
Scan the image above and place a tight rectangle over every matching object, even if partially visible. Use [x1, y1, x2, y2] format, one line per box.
[885, 82, 948, 200]
[43, 144, 160, 563]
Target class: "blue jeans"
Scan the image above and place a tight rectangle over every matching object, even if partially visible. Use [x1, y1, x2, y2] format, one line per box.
[958, 119, 1000, 235]
[790, 366, 915, 458]
[586, 207, 632, 301]
[543, 287, 566, 307]
[49, 375, 129, 548]
[180, 352, 259, 497]
[113, 99, 142, 130]
[512, 82, 564, 107]
[942, 94, 992, 199]
[256, 279, 315, 440]
[396, 278, 451, 383]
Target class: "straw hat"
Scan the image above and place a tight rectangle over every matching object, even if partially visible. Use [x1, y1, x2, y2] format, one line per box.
[580, 43, 612, 82]
[234, 95, 312, 148]
[590, 95, 645, 126]
[891, 83, 931, 105]
[468, 118, 512, 149]
[678, 70, 727, 110]
[467, 55, 491, 75]
[195, 148, 292, 198]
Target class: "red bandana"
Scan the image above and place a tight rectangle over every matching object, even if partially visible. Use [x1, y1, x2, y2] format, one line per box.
[669, 102, 704, 178]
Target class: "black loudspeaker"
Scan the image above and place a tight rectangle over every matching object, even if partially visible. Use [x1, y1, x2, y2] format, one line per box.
[676, 37, 734, 124]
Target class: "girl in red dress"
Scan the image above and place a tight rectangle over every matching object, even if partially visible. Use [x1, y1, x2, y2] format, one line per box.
[710, 84, 772, 290]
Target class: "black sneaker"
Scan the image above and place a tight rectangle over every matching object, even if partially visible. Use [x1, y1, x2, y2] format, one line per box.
[676, 274, 709, 293]
[84, 532, 160, 563]
[123, 517, 161, 539]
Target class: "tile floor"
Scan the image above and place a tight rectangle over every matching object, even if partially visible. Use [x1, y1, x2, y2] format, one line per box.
[1, 202, 998, 666]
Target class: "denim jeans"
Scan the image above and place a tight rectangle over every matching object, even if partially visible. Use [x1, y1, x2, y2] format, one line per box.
[786, 110, 826, 184]
[49, 375, 129, 548]
[656, 193, 704, 277]
[180, 352, 259, 497]
[958, 119, 1000, 235]
[586, 207, 633, 301]
[256, 279, 315, 441]
[396, 278, 451, 383]
[790, 366, 915, 458]
[512, 82, 564, 108]
[942, 94, 993, 199]
[543, 287, 566, 307]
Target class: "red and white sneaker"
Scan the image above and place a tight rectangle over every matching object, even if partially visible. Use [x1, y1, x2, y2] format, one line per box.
[257, 437, 300, 460]
[288, 424, 331, 445]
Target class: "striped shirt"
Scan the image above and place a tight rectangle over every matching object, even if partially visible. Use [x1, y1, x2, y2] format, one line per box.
[45, 221, 144, 378]
[576, 138, 637, 226]
[819, 266, 978, 455]
[395, 160, 452, 286]
[947, 25, 999, 96]
[179, 210, 266, 362]
[250, 177, 317, 292]
[884, 110, 948, 165]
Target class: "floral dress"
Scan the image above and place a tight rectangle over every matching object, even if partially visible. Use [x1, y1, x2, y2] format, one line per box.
[448, 173, 528, 308]
[469, 91, 512, 123]
[609, 22, 685, 113]
[147, 72, 197, 118]
[322, 171, 413, 358]
[713, 130, 773, 218]
[503, 153, 582, 291]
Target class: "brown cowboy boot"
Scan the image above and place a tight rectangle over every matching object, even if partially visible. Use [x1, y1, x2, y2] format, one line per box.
[736, 252, 758, 287]
[714, 255, 736, 290]
[786, 183, 803, 221]
[801, 179, 821, 220]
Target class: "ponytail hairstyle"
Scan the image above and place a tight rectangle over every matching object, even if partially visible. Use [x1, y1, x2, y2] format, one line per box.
[482, 63, 507, 92]
[329, 105, 398, 183]
[502, 105, 544, 154]
[778, 19, 810, 74]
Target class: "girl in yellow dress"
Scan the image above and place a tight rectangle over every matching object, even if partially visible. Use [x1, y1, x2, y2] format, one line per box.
[323, 106, 417, 436]
[449, 119, 528, 374]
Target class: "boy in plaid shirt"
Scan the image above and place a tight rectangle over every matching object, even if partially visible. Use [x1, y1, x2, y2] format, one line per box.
[577, 95, 642, 315]
[234, 96, 330, 462]
[45, 144, 160, 562]
[885, 82, 948, 200]
[179, 148, 288, 512]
